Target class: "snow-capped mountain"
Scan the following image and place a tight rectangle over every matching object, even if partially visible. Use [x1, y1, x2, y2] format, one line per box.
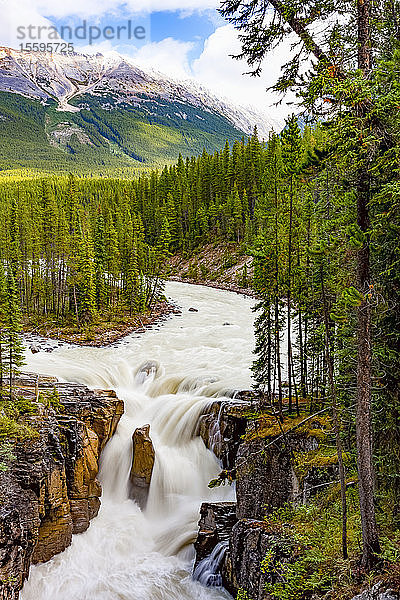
[0, 47, 276, 138]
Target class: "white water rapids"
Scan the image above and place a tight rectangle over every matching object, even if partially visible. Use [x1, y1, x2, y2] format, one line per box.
[20, 281, 255, 600]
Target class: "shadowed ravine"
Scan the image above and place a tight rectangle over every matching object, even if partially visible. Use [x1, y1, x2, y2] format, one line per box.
[20, 281, 255, 600]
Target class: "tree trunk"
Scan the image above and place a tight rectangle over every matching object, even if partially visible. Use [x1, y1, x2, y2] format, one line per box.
[267, 305, 272, 402]
[356, 170, 380, 568]
[287, 174, 293, 413]
[274, 156, 283, 420]
[320, 265, 348, 559]
[356, 0, 380, 569]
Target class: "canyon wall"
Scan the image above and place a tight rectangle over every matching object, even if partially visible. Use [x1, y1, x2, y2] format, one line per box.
[195, 400, 340, 600]
[0, 374, 123, 600]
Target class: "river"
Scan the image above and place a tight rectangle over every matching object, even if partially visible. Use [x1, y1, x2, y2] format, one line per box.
[20, 281, 256, 600]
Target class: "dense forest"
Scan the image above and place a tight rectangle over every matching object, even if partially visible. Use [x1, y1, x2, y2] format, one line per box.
[1, 115, 399, 538]
[0, 90, 245, 176]
[1, 0, 400, 596]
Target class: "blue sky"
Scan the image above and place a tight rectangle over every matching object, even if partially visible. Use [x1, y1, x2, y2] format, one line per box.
[1, 0, 294, 125]
[151, 10, 221, 50]
[45, 8, 222, 62]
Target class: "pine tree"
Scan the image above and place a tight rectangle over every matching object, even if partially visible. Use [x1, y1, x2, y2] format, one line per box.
[4, 268, 25, 398]
[0, 262, 7, 393]
[281, 115, 303, 415]
[76, 226, 97, 325]
[94, 213, 107, 309]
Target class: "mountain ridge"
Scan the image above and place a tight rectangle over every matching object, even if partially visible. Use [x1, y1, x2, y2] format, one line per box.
[0, 47, 276, 138]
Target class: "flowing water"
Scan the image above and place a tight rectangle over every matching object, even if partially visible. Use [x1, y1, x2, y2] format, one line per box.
[20, 281, 255, 600]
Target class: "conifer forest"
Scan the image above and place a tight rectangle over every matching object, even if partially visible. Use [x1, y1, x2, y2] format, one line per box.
[0, 1, 400, 599]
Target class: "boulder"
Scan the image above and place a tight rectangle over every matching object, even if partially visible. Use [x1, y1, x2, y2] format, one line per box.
[129, 424, 155, 509]
[135, 361, 159, 384]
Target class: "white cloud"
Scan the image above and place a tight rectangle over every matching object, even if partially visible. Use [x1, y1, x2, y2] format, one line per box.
[2, 3, 59, 48]
[133, 38, 194, 79]
[1, 0, 219, 20]
[124, 25, 295, 126]
[192, 25, 295, 124]
[0, 0, 217, 49]
[0, 0, 296, 125]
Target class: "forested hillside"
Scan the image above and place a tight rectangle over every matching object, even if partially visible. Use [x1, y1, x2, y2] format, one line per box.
[1, 0, 400, 597]
[0, 47, 272, 176]
[0, 91, 246, 176]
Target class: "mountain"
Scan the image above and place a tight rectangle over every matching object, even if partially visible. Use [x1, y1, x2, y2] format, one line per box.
[0, 48, 276, 176]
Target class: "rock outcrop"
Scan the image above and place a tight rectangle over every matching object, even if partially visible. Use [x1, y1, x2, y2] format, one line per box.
[199, 396, 254, 470]
[129, 424, 155, 509]
[351, 584, 400, 600]
[0, 374, 123, 600]
[223, 519, 294, 600]
[193, 407, 342, 599]
[194, 502, 237, 570]
[236, 432, 318, 520]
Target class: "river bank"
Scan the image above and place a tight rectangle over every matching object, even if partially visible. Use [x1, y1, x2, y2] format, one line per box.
[23, 300, 181, 349]
[167, 243, 255, 298]
[4, 281, 398, 600]
[0, 374, 124, 600]
[22, 268, 256, 351]
[15, 281, 254, 600]
[193, 401, 400, 600]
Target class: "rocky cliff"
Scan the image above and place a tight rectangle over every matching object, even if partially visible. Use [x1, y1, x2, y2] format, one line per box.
[194, 404, 343, 599]
[194, 404, 400, 600]
[0, 374, 123, 600]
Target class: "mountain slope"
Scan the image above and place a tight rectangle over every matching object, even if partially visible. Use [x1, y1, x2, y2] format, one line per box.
[0, 48, 274, 176]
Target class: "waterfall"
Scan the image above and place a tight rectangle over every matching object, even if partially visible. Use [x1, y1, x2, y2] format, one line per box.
[193, 542, 229, 587]
[20, 281, 255, 600]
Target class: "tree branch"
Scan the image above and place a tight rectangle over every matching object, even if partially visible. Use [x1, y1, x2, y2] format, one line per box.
[268, 0, 327, 62]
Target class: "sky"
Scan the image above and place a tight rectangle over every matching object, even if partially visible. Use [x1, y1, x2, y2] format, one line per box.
[1, 0, 295, 124]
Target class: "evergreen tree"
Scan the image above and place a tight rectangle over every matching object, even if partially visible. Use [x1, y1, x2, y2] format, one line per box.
[76, 226, 97, 325]
[3, 268, 25, 397]
[281, 115, 303, 414]
[0, 262, 7, 393]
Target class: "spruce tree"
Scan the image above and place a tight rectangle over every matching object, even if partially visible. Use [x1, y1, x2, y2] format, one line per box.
[0, 262, 7, 393]
[76, 226, 97, 325]
[281, 116, 303, 414]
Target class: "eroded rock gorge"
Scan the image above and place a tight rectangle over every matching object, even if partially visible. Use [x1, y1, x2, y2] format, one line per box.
[194, 399, 346, 600]
[0, 374, 123, 600]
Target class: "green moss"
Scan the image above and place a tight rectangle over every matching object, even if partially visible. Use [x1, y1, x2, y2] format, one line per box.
[38, 388, 65, 413]
[13, 397, 39, 416]
[244, 413, 333, 442]
[237, 590, 253, 600]
[293, 447, 345, 482]
[0, 393, 41, 444]
[262, 489, 400, 600]
[0, 441, 15, 472]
